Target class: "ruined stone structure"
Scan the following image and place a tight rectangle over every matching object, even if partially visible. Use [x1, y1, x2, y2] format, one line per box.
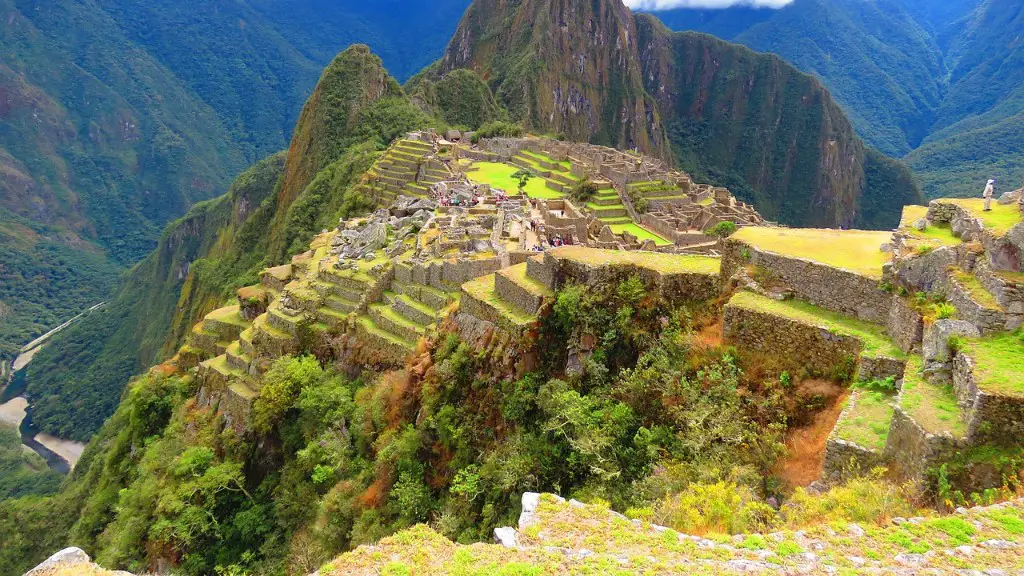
[167, 129, 1024, 490]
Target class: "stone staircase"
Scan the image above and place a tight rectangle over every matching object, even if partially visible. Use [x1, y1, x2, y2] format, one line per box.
[627, 180, 687, 205]
[510, 149, 580, 195]
[356, 138, 436, 205]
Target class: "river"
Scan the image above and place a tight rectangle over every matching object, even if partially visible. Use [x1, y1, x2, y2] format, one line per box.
[0, 304, 103, 472]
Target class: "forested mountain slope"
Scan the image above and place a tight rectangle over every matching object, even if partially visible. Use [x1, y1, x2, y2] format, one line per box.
[0, 0, 469, 366]
[642, 0, 1024, 199]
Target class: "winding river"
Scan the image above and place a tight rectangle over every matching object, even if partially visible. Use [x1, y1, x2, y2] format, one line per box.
[0, 304, 103, 472]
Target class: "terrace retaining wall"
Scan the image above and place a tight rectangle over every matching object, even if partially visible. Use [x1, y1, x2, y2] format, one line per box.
[722, 239, 893, 324]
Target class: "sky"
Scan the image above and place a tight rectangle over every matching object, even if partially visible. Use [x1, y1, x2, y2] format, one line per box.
[623, 0, 794, 9]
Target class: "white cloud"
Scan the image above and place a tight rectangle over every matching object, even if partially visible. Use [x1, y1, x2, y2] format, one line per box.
[624, 0, 794, 9]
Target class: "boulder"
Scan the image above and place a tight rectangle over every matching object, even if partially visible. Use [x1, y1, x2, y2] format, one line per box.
[493, 526, 519, 548]
[923, 319, 981, 363]
[25, 547, 92, 576]
[997, 190, 1021, 205]
[912, 218, 928, 231]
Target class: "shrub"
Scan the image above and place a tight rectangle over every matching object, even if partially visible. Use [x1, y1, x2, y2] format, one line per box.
[782, 470, 915, 526]
[471, 121, 524, 142]
[654, 481, 778, 535]
[570, 179, 599, 203]
[707, 221, 738, 238]
[934, 302, 957, 319]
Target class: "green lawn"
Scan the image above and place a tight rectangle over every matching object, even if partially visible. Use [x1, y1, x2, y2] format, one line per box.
[941, 198, 1023, 236]
[728, 291, 904, 358]
[608, 223, 672, 246]
[550, 246, 720, 276]
[964, 332, 1024, 397]
[731, 227, 893, 279]
[467, 162, 564, 199]
[899, 355, 966, 438]
[462, 274, 536, 325]
[835, 389, 895, 452]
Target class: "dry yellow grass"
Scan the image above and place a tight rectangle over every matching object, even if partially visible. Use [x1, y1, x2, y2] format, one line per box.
[731, 227, 892, 278]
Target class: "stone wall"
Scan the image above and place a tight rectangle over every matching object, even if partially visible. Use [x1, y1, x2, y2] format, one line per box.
[954, 353, 1024, 445]
[396, 257, 502, 290]
[883, 407, 962, 480]
[823, 438, 884, 485]
[887, 296, 924, 353]
[722, 239, 893, 324]
[639, 213, 717, 247]
[892, 246, 959, 294]
[548, 253, 720, 305]
[723, 304, 863, 375]
[948, 275, 1010, 334]
[930, 200, 1024, 274]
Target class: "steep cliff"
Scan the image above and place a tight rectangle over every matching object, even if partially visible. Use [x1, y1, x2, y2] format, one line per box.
[435, 0, 922, 228]
[438, 0, 670, 156]
[25, 154, 285, 440]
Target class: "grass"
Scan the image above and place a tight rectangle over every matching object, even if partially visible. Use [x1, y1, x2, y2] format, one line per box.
[951, 268, 1002, 310]
[834, 389, 895, 451]
[899, 206, 961, 248]
[549, 245, 721, 276]
[941, 198, 1023, 236]
[499, 263, 553, 297]
[728, 291, 904, 358]
[898, 356, 967, 438]
[356, 315, 414, 349]
[962, 331, 1024, 397]
[467, 161, 564, 199]
[730, 227, 893, 279]
[318, 490, 1024, 575]
[205, 305, 249, 327]
[608, 223, 673, 246]
[371, 303, 427, 331]
[462, 274, 536, 326]
[520, 149, 571, 171]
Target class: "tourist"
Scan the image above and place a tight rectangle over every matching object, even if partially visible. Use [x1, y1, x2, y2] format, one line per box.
[983, 178, 995, 211]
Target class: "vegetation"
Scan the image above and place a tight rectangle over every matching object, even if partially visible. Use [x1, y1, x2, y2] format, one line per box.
[834, 391, 895, 452]
[468, 162, 561, 199]
[899, 356, 966, 438]
[707, 221, 738, 238]
[471, 121, 526, 142]
[941, 199, 1023, 237]
[963, 331, 1024, 397]
[0, 424, 62, 501]
[730, 227, 893, 279]
[651, 0, 1023, 200]
[407, 69, 505, 130]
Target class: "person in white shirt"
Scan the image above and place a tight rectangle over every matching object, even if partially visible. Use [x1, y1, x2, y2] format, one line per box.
[983, 179, 995, 211]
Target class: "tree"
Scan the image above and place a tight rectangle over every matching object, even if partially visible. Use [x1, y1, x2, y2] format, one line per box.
[511, 169, 533, 192]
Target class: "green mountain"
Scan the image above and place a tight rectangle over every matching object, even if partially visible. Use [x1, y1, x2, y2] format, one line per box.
[0, 0, 469, 366]
[18, 0, 921, 443]
[430, 0, 920, 227]
[644, 0, 1024, 198]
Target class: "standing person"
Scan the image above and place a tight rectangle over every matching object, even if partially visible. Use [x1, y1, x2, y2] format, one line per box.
[983, 179, 995, 211]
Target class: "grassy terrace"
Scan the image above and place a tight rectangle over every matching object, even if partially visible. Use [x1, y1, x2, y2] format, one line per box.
[899, 356, 967, 438]
[550, 246, 720, 276]
[729, 291, 904, 358]
[941, 198, 1023, 236]
[835, 390, 895, 451]
[462, 274, 536, 325]
[356, 316, 414, 348]
[609, 222, 672, 246]
[900, 205, 961, 248]
[951, 268, 1002, 310]
[519, 149, 572, 171]
[467, 161, 564, 199]
[501, 263, 553, 297]
[963, 332, 1024, 397]
[731, 227, 892, 279]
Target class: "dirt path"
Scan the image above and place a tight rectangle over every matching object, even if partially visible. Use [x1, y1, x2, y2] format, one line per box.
[775, 380, 848, 488]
